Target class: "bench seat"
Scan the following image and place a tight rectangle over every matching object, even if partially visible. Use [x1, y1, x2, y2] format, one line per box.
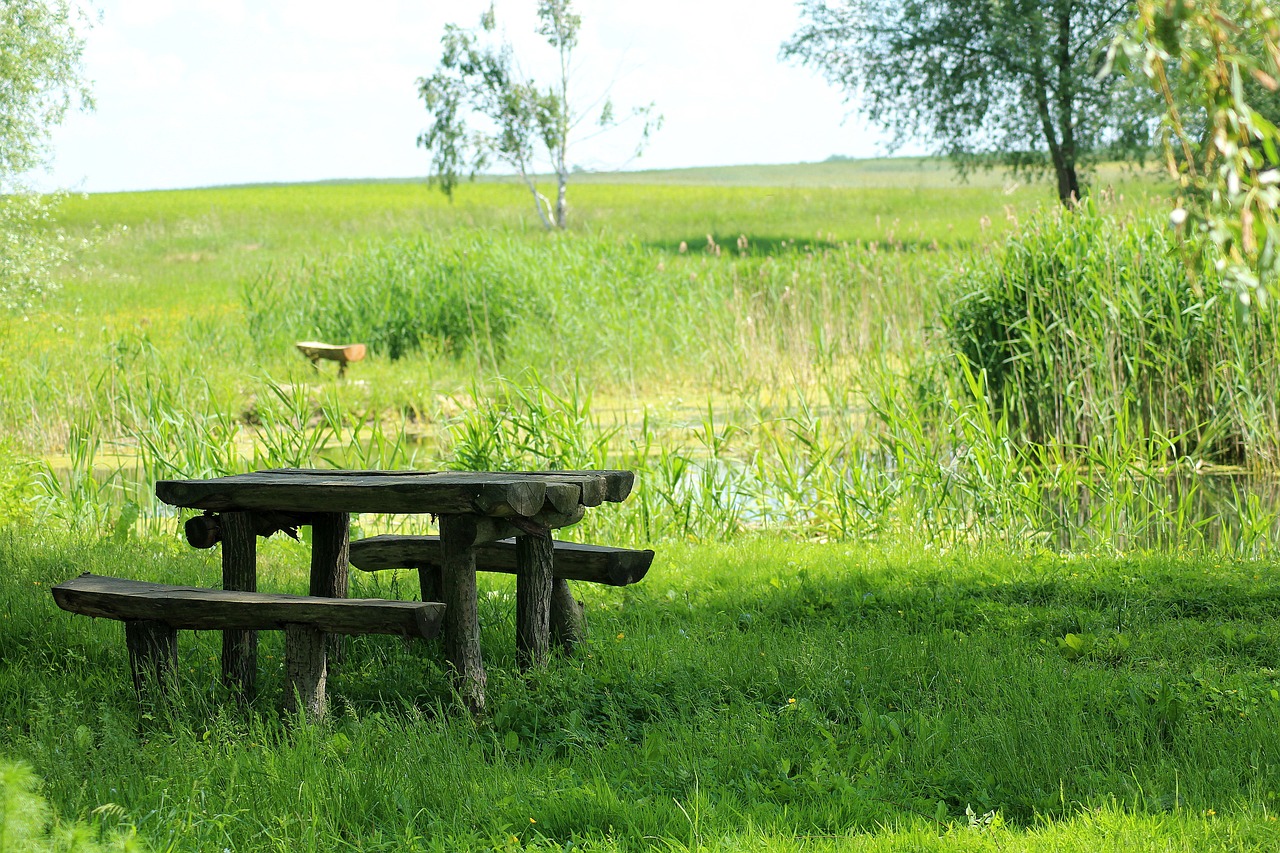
[348, 534, 653, 586]
[349, 534, 653, 656]
[52, 573, 443, 718]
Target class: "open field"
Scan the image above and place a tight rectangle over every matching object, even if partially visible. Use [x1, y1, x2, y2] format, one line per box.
[3, 159, 1280, 850]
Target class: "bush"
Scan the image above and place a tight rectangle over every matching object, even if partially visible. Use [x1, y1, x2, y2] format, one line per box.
[942, 205, 1280, 464]
[246, 234, 549, 361]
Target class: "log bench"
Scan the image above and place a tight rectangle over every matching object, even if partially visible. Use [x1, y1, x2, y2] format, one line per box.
[295, 341, 367, 377]
[348, 535, 653, 652]
[52, 573, 443, 718]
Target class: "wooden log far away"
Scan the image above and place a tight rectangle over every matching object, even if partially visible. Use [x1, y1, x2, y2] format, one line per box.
[296, 341, 366, 377]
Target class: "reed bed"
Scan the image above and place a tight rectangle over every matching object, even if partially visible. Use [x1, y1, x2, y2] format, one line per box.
[10, 177, 1280, 556]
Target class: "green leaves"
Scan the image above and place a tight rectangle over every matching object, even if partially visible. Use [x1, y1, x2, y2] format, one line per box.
[785, 0, 1157, 205]
[1056, 631, 1130, 662]
[1115, 0, 1280, 310]
[417, 1, 658, 229]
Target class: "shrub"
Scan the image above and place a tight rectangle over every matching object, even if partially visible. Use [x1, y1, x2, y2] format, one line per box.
[246, 234, 549, 361]
[942, 205, 1280, 464]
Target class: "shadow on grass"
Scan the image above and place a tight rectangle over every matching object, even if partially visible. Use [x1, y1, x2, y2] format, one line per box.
[640, 234, 973, 257]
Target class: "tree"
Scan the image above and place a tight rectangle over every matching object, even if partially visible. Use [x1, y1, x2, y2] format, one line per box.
[417, 1, 659, 230]
[783, 0, 1154, 205]
[0, 0, 92, 310]
[1110, 0, 1280, 311]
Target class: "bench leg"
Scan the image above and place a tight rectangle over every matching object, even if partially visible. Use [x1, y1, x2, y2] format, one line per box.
[221, 511, 257, 697]
[310, 512, 350, 666]
[516, 531, 554, 669]
[440, 514, 486, 713]
[125, 619, 177, 696]
[550, 578, 586, 652]
[416, 564, 443, 603]
[284, 624, 327, 719]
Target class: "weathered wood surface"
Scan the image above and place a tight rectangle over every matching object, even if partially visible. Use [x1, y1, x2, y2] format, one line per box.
[125, 619, 178, 694]
[439, 514, 485, 713]
[310, 512, 351, 663]
[52, 574, 444, 639]
[261, 468, 633, 500]
[221, 511, 257, 696]
[550, 578, 586, 651]
[157, 471, 596, 518]
[184, 510, 311, 549]
[515, 531, 554, 669]
[284, 624, 327, 718]
[514, 470, 635, 503]
[197, 468, 636, 515]
[349, 535, 654, 587]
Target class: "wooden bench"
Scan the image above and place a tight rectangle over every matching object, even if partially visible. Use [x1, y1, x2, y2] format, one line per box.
[348, 535, 653, 651]
[52, 573, 443, 718]
[295, 341, 367, 377]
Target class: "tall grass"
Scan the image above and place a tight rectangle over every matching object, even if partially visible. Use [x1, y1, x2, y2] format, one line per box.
[245, 236, 550, 362]
[243, 228, 932, 393]
[16, 189, 1280, 556]
[942, 204, 1280, 465]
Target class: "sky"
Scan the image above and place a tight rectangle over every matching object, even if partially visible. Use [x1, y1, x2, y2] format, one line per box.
[43, 1, 907, 193]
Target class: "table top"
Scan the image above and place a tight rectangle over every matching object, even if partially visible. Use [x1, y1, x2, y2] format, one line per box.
[155, 469, 634, 518]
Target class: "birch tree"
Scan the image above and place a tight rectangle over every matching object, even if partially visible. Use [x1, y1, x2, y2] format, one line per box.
[417, 1, 659, 230]
[0, 0, 92, 310]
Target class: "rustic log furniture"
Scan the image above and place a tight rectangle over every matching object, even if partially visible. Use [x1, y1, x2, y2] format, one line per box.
[348, 535, 654, 651]
[149, 468, 636, 713]
[51, 573, 442, 717]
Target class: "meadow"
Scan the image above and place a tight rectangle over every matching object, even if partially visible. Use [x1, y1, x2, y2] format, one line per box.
[3, 159, 1280, 851]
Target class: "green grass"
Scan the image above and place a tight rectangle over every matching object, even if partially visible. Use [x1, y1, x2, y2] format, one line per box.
[3, 533, 1280, 850]
[3, 159, 1279, 850]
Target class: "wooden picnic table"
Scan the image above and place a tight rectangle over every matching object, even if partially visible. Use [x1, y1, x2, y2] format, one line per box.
[155, 468, 635, 712]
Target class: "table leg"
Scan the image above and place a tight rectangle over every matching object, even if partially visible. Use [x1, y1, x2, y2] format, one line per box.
[440, 514, 486, 713]
[309, 512, 350, 597]
[220, 510, 257, 697]
[515, 530, 554, 669]
[310, 512, 350, 663]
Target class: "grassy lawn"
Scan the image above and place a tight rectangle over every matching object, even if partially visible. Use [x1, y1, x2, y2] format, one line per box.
[4, 533, 1280, 850]
[3, 160, 1278, 851]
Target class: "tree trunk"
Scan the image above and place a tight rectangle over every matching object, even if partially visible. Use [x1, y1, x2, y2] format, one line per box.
[515, 531, 554, 669]
[310, 512, 350, 665]
[1054, 0, 1080, 207]
[517, 163, 554, 231]
[555, 170, 568, 229]
[1055, 162, 1081, 207]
